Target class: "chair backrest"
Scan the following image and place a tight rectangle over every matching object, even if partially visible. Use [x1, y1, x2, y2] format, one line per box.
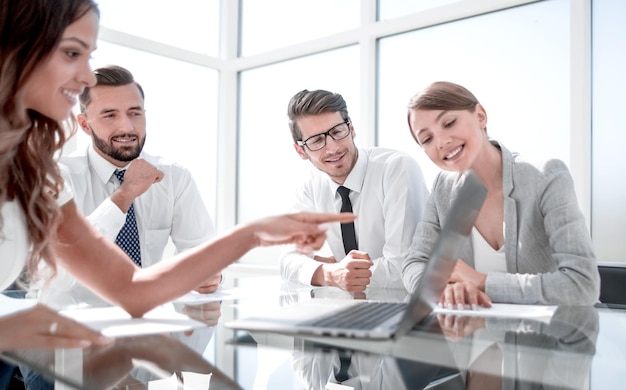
[598, 262, 626, 306]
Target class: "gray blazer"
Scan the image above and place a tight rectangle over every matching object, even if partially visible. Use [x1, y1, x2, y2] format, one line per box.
[402, 142, 600, 305]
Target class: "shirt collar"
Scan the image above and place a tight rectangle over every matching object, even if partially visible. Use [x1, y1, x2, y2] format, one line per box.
[330, 147, 367, 195]
[87, 144, 131, 184]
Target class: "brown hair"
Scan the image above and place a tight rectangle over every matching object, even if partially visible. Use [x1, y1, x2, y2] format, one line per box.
[407, 81, 480, 142]
[79, 65, 145, 113]
[286, 89, 349, 143]
[0, 0, 99, 283]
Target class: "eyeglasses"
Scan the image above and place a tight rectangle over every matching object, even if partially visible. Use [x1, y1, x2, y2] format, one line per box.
[297, 119, 351, 151]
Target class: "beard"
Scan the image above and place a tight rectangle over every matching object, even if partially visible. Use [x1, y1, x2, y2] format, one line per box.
[92, 132, 146, 162]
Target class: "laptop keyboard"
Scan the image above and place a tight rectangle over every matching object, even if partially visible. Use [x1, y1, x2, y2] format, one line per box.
[300, 301, 407, 330]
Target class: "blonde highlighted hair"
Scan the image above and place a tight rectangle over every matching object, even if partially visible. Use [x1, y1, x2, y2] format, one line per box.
[0, 0, 99, 283]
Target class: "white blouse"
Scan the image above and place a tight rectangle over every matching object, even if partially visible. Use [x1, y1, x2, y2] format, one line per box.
[471, 227, 507, 273]
[0, 185, 73, 292]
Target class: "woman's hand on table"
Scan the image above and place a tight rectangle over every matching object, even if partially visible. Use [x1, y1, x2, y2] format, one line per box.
[440, 281, 492, 311]
[0, 304, 112, 351]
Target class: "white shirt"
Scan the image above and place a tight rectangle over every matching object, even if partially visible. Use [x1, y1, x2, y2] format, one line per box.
[0, 185, 72, 315]
[39, 145, 216, 304]
[0, 201, 30, 292]
[280, 147, 429, 288]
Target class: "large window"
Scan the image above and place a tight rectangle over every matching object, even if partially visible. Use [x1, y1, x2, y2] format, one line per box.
[89, 0, 624, 268]
[591, 0, 626, 261]
[378, 0, 569, 189]
[378, 0, 463, 20]
[97, 0, 220, 56]
[240, 0, 360, 56]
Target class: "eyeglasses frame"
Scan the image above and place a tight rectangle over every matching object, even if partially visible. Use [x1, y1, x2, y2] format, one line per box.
[296, 119, 351, 151]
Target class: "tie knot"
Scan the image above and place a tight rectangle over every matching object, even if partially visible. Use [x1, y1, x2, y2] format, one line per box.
[337, 186, 350, 199]
[114, 169, 126, 183]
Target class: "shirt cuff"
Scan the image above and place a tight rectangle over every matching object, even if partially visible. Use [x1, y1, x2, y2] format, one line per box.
[298, 260, 323, 286]
[87, 198, 127, 241]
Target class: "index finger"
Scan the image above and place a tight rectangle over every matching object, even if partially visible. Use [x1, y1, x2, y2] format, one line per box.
[294, 212, 356, 224]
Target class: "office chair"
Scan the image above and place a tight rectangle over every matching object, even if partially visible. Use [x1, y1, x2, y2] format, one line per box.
[597, 261, 626, 306]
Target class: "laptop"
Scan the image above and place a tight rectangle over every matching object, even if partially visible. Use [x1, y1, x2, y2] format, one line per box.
[226, 169, 487, 340]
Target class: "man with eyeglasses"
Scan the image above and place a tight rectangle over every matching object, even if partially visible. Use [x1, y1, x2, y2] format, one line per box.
[280, 89, 429, 292]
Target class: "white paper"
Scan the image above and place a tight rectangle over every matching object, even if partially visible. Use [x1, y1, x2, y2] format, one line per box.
[60, 305, 206, 337]
[173, 287, 254, 304]
[433, 303, 558, 323]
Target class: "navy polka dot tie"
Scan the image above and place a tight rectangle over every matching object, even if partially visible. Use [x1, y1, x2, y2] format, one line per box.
[114, 170, 142, 267]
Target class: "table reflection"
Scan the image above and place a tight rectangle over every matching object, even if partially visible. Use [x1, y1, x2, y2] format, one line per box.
[1, 286, 225, 389]
[11, 333, 216, 389]
[0, 277, 612, 390]
[423, 305, 598, 389]
[291, 339, 463, 389]
[237, 304, 599, 390]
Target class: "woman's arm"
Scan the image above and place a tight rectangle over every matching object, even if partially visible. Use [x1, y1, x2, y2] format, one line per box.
[486, 159, 600, 304]
[55, 201, 355, 317]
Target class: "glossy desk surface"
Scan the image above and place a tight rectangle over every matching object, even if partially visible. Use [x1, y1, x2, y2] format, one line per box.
[2, 272, 626, 389]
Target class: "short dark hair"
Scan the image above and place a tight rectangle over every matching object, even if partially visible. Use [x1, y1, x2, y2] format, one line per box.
[286, 89, 349, 143]
[79, 65, 145, 113]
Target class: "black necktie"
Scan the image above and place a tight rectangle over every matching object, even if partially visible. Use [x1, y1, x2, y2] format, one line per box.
[335, 352, 352, 383]
[114, 170, 142, 267]
[337, 186, 358, 254]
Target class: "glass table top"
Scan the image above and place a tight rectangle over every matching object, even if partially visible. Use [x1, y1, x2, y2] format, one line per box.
[1, 273, 625, 389]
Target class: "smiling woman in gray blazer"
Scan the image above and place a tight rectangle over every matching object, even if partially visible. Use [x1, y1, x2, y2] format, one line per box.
[402, 81, 599, 307]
